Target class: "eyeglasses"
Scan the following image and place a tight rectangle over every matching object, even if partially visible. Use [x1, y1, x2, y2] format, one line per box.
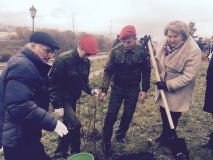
[38, 44, 54, 54]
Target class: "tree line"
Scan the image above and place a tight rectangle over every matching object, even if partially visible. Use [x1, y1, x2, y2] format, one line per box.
[0, 27, 114, 62]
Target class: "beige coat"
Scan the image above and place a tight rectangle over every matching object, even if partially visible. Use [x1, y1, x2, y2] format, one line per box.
[155, 36, 202, 112]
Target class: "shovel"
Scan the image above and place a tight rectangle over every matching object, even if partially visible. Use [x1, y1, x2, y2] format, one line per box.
[147, 40, 189, 160]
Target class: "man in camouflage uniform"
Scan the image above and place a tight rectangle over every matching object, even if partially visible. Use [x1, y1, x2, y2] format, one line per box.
[49, 34, 99, 159]
[112, 34, 121, 48]
[99, 25, 151, 156]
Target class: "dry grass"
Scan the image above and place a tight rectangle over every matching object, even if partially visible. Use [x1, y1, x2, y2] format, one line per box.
[1, 59, 213, 160]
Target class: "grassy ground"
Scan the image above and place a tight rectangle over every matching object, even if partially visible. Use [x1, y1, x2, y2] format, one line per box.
[1, 59, 213, 160]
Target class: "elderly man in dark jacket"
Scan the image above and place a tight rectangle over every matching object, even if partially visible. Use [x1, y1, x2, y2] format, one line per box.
[0, 32, 68, 160]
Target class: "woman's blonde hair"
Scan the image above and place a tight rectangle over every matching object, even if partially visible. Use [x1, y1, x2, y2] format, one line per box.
[164, 20, 190, 41]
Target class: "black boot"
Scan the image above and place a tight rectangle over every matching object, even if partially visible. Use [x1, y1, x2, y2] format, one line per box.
[158, 130, 177, 147]
[156, 132, 171, 147]
[156, 132, 167, 142]
[102, 142, 112, 158]
[51, 134, 70, 159]
[202, 137, 213, 150]
[158, 139, 171, 147]
[70, 127, 81, 154]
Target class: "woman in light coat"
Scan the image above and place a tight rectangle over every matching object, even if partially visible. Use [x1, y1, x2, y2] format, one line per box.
[154, 20, 202, 147]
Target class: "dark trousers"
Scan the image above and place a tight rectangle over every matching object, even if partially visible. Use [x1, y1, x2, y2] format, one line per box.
[54, 125, 81, 155]
[203, 81, 213, 114]
[54, 100, 81, 156]
[4, 141, 50, 160]
[102, 85, 140, 143]
[160, 106, 182, 137]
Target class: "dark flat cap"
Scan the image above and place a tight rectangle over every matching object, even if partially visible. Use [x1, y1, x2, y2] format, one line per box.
[30, 32, 60, 50]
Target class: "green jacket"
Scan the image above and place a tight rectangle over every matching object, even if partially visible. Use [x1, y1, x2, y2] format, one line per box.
[101, 43, 151, 93]
[49, 48, 92, 109]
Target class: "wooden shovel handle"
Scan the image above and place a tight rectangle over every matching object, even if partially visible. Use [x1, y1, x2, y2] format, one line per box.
[147, 41, 175, 129]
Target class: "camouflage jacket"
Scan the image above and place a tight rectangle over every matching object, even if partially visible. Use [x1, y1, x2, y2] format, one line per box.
[101, 43, 151, 93]
[49, 48, 92, 109]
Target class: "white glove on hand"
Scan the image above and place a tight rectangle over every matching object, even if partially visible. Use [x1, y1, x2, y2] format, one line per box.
[208, 53, 213, 61]
[54, 120, 68, 137]
[91, 89, 99, 97]
[55, 108, 64, 116]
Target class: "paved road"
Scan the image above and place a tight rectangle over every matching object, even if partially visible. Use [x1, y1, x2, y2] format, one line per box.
[0, 54, 108, 75]
[89, 54, 108, 61]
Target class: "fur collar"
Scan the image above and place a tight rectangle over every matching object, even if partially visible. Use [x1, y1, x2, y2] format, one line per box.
[156, 37, 194, 72]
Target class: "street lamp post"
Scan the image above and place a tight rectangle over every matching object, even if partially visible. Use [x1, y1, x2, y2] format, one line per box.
[29, 5, 37, 33]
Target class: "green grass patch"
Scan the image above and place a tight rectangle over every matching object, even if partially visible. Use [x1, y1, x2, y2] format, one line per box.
[1, 60, 212, 160]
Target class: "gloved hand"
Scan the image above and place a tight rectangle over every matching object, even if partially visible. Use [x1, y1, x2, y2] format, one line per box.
[156, 81, 168, 90]
[54, 108, 64, 116]
[143, 35, 151, 47]
[91, 89, 100, 97]
[54, 120, 68, 137]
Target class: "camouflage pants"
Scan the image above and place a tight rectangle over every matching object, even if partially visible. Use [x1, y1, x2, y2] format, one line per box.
[102, 84, 140, 143]
[54, 100, 82, 155]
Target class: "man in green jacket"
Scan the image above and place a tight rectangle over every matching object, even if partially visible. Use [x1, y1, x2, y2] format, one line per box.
[49, 34, 99, 159]
[99, 25, 151, 157]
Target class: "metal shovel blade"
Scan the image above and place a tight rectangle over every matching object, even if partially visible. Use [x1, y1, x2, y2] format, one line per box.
[170, 137, 189, 160]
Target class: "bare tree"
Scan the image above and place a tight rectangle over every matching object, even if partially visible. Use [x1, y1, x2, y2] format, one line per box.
[71, 13, 75, 33]
[66, 9, 81, 47]
[106, 19, 113, 50]
[189, 21, 198, 39]
[66, 9, 79, 33]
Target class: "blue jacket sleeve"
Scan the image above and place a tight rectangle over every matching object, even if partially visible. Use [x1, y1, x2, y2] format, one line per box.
[4, 64, 57, 131]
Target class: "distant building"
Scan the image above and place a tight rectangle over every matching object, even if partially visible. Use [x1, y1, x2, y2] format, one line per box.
[0, 24, 15, 32]
[0, 24, 16, 39]
[0, 32, 17, 39]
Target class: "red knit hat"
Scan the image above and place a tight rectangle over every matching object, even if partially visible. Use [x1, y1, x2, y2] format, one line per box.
[119, 25, 136, 40]
[80, 34, 98, 55]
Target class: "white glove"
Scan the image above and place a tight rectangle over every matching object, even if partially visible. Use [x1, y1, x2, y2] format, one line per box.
[91, 89, 99, 97]
[208, 53, 213, 61]
[54, 120, 68, 137]
[55, 108, 64, 116]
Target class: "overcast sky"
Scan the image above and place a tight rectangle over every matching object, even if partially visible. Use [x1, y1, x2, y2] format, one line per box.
[0, 0, 213, 42]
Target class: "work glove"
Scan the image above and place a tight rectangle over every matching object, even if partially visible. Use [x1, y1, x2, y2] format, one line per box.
[54, 108, 64, 116]
[156, 81, 168, 90]
[54, 120, 68, 137]
[91, 89, 100, 97]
